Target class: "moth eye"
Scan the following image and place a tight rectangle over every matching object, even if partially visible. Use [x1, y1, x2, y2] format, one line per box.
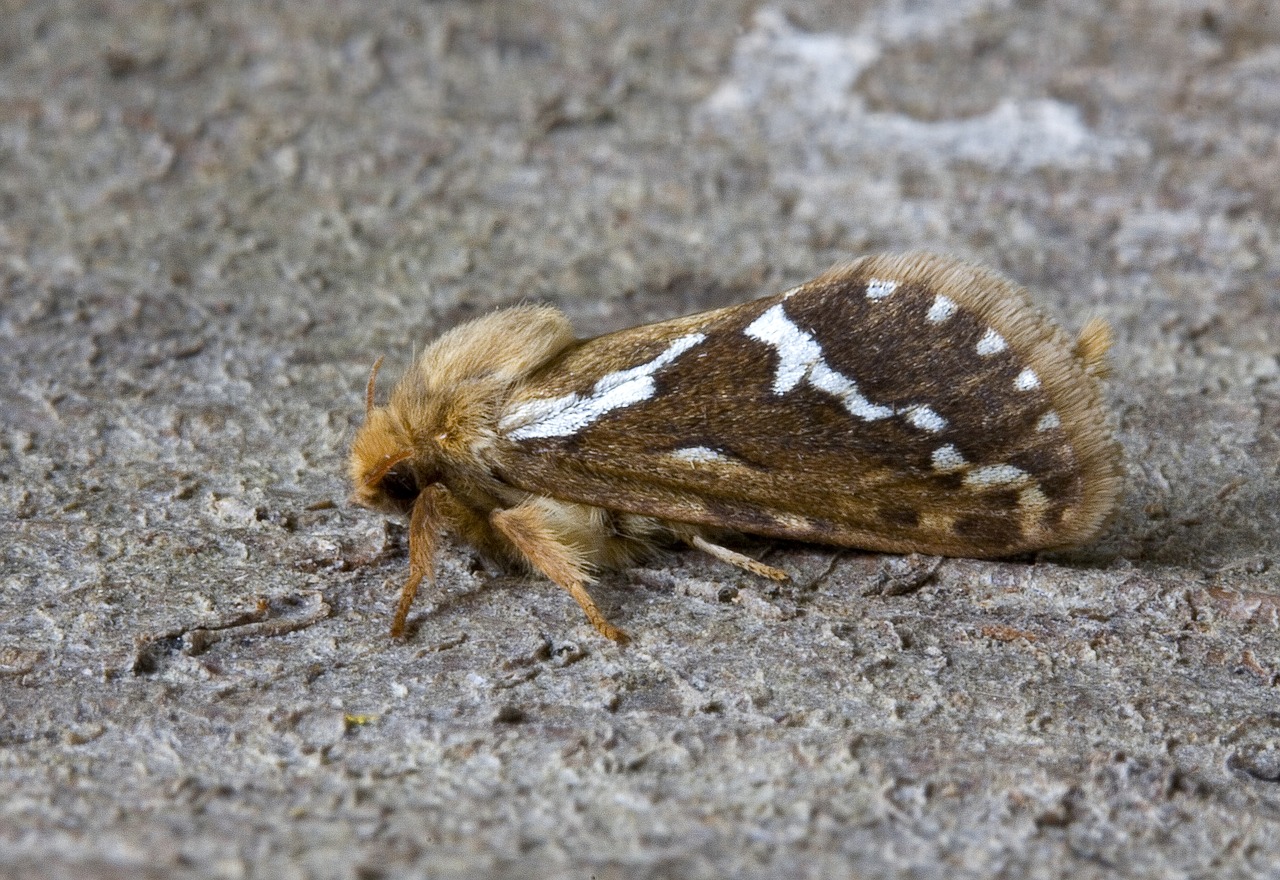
[378, 463, 419, 502]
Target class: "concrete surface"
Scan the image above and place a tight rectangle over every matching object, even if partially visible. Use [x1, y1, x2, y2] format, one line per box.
[2, 0, 1279, 877]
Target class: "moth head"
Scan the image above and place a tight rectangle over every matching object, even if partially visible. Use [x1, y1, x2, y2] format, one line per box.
[348, 359, 439, 515]
[348, 419, 418, 515]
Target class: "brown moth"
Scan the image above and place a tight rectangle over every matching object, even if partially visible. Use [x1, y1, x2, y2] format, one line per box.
[349, 253, 1122, 643]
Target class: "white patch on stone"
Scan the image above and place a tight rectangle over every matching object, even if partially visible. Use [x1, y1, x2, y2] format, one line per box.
[865, 278, 897, 300]
[1036, 411, 1061, 432]
[1015, 367, 1040, 391]
[671, 446, 732, 465]
[502, 333, 706, 440]
[976, 328, 1007, 356]
[699, 11, 1140, 176]
[926, 295, 957, 323]
[745, 304, 893, 420]
[931, 444, 967, 473]
[964, 464, 1031, 489]
[905, 404, 947, 434]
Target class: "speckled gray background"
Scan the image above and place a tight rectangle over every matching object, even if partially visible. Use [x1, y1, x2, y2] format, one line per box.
[3, 1, 1279, 878]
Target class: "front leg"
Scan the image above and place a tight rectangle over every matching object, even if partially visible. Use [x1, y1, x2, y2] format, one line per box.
[392, 484, 490, 638]
[490, 498, 630, 644]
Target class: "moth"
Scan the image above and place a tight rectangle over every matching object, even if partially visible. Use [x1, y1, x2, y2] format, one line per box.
[349, 253, 1122, 643]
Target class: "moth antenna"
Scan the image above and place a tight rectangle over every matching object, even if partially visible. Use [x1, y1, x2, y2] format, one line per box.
[1073, 318, 1113, 380]
[365, 355, 386, 420]
[363, 448, 414, 488]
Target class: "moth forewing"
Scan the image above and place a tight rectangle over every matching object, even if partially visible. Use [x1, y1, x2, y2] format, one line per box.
[350, 253, 1122, 642]
[496, 253, 1120, 558]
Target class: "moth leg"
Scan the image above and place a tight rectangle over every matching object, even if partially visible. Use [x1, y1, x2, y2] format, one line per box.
[689, 535, 790, 582]
[490, 501, 630, 644]
[391, 490, 436, 638]
[391, 484, 479, 639]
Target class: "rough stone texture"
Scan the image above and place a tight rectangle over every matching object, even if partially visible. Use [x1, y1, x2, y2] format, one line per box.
[2, 1, 1279, 878]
